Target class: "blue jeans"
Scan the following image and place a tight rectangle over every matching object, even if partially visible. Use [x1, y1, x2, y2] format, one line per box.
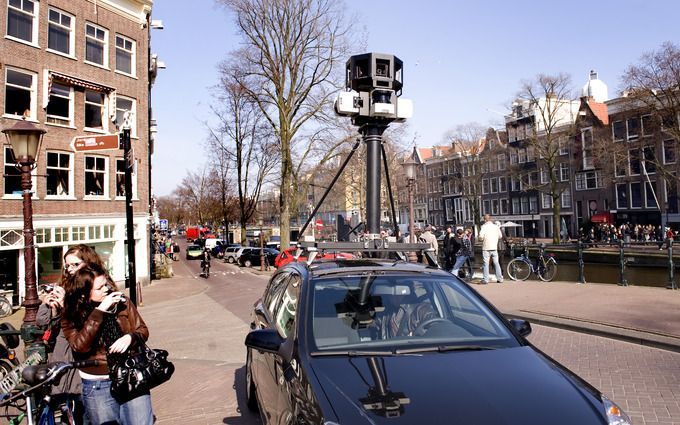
[451, 255, 468, 276]
[482, 250, 503, 282]
[81, 379, 154, 425]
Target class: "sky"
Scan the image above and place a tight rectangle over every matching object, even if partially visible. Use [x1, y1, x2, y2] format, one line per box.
[150, 0, 680, 196]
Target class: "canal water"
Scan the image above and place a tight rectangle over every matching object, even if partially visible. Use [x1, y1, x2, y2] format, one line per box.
[474, 255, 675, 288]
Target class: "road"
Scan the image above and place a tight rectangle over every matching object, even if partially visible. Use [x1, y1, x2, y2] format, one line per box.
[153, 250, 680, 425]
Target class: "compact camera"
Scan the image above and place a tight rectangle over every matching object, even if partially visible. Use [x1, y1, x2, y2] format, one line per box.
[41, 284, 54, 294]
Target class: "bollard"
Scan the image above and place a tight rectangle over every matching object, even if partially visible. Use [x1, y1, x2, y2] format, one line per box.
[577, 240, 586, 284]
[667, 238, 677, 290]
[618, 239, 628, 286]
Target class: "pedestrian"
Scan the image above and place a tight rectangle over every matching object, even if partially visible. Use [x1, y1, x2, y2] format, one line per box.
[477, 214, 504, 284]
[451, 228, 472, 278]
[61, 264, 155, 425]
[37, 244, 106, 424]
[419, 225, 439, 264]
[442, 226, 459, 271]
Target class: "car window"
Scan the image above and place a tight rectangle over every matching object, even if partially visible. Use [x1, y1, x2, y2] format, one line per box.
[273, 274, 301, 338]
[309, 274, 518, 350]
[264, 272, 291, 315]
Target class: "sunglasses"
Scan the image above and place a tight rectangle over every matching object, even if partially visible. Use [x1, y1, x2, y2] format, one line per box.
[64, 261, 83, 270]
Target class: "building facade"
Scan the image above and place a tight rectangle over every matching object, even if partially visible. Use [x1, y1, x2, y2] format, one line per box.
[0, 0, 153, 303]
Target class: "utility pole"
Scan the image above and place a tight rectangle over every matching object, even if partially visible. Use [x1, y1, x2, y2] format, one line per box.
[122, 111, 137, 306]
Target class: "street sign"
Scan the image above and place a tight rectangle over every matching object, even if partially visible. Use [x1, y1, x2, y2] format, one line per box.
[159, 219, 168, 231]
[71, 134, 119, 152]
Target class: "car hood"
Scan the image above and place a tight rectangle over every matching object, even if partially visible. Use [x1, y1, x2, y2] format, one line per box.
[309, 346, 606, 424]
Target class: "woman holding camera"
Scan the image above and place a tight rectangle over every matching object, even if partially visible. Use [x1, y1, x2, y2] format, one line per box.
[36, 244, 107, 423]
[61, 264, 154, 424]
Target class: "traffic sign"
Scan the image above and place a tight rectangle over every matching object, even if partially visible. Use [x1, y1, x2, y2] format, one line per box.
[71, 134, 120, 152]
[159, 219, 168, 231]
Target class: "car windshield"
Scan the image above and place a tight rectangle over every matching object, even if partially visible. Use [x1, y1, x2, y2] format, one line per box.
[308, 273, 520, 352]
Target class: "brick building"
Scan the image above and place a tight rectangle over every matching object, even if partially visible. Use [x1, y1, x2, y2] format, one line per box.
[0, 0, 153, 303]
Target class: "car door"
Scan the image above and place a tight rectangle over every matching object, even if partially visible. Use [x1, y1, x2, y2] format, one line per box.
[269, 273, 302, 425]
[251, 272, 292, 421]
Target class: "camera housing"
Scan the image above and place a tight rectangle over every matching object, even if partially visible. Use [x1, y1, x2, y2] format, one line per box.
[335, 53, 412, 124]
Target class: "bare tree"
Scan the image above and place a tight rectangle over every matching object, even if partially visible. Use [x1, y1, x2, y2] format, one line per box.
[621, 41, 680, 183]
[219, 0, 353, 249]
[211, 65, 277, 244]
[515, 73, 577, 243]
[174, 168, 213, 225]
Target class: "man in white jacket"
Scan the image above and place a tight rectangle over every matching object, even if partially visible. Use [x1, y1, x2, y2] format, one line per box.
[477, 214, 504, 284]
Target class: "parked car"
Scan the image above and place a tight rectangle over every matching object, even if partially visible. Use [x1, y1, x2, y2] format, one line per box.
[185, 244, 203, 260]
[245, 257, 632, 424]
[238, 248, 279, 268]
[274, 247, 355, 268]
[223, 246, 243, 263]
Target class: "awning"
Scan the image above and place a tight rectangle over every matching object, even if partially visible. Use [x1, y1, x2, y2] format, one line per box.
[50, 71, 115, 93]
[590, 213, 614, 223]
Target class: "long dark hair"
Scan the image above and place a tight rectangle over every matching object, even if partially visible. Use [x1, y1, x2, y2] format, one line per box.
[63, 263, 108, 329]
[61, 244, 106, 286]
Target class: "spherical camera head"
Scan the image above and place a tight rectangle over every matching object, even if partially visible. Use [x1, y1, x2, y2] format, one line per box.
[345, 53, 403, 94]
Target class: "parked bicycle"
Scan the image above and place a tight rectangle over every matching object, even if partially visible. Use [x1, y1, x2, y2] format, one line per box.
[507, 245, 558, 282]
[0, 359, 99, 425]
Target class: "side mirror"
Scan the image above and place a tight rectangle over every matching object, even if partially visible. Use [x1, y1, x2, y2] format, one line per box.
[245, 328, 284, 354]
[510, 319, 532, 337]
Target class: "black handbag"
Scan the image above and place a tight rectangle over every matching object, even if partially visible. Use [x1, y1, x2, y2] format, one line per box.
[109, 343, 175, 400]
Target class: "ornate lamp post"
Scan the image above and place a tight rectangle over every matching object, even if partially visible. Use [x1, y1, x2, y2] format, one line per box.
[2, 118, 46, 359]
[402, 151, 418, 261]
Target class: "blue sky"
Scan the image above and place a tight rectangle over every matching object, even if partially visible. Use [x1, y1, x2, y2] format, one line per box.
[150, 0, 680, 196]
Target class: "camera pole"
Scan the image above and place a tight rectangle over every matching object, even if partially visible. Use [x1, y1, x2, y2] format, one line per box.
[361, 124, 388, 235]
[122, 112, 137, 306]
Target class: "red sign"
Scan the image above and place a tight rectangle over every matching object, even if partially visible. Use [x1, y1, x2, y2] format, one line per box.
[72, 134, 119, 152]
[315, 219, 324, 229]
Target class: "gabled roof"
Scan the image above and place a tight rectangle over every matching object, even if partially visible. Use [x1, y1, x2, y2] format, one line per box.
[580, 97, 609, 125]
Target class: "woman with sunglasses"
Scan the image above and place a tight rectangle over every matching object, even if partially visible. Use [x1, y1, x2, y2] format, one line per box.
[61, 265, 153, 424]
[36, 244, 106, 424]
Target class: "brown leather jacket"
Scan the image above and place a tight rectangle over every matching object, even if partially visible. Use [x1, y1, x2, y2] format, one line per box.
[61, 301, 149, 376]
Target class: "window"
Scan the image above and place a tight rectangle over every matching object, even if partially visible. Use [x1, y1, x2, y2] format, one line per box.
[483, 200, 490, 215]
[581, 128, 594, 169]
[274, 276, 300, 339]
[645, 181, 658, 208]
[72, 226, 85, 241]
[84, 156, 107, 197]
[613, 121, 625, 141]
[526, 147, 535, 162]
[540, 169, 548, 184]
[629, 149, 640, 176]
[575, 171, 603, 191]
[664, 139, 676, 164]
[4, 147, 20, 196]
[643, 146, 656, 174]
[518, 148, 527, 163]
[115, 96, 135, 135]
[666, 179, 679, 214]
[499, 176, 507, 192]
[497, 154, 506, 171]
[47, 8, 73, 55]
[630, 182, 642, 208]
[7, 0, 38, 44]
[490, 178, 498, 193]
[642, 114, 655, 136]
[510, 152, 518, 164]
[84, 90, 105, 129]
[558, 138, 569, 155]
[542, 193, 552, 209]
[116, 159, 137, 198]
[512, 198, 520, 214]
[85, 23, 108, 67]
[492, 199, 499, 215]
[627, 117, 640, 140]
[115, 34, 135, 76]
[616, 183, 628, 209]
[482, 179, 489, 194]
[561, 191, 572, 208]
[46, 151, 72, 196]
[46, 82, 72, 126]
[500, 198, 509, 214]
[559, 163, 570, 182]
[4, 67, 36, 119]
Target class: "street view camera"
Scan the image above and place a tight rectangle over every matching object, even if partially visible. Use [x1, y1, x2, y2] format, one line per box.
[334, 53, 413, 125]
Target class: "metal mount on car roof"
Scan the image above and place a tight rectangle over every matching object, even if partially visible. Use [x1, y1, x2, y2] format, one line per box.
[297, 236, 439, 267]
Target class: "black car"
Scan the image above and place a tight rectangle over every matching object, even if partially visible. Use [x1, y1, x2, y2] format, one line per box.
[238, 248, 279, 268]
[245, 258, 632, 424]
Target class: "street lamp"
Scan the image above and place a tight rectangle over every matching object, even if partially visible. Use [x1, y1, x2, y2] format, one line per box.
[402, 150, 418, 261]
[2, 117, 46, 359]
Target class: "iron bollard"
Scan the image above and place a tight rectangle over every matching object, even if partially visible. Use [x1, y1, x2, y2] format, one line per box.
[667, 238, 677, 290]
[618, 239, 628, 286]
[577, 240, 586, 284]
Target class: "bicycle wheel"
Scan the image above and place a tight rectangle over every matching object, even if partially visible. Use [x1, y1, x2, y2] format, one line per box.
[507, 259, 531, 281]
[538, 260, 557, 282]
[0, 298, 12, 318]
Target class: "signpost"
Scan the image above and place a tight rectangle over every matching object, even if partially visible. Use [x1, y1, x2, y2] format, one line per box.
[71, 134, 119, 152]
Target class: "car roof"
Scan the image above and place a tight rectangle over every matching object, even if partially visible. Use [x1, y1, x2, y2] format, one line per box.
[284, 257, 447, 279]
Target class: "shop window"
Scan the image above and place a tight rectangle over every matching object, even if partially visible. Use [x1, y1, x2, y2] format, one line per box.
[54, 227, 69, 243]
[46, 82, 72, 126]
[72, 226, 86, 241]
